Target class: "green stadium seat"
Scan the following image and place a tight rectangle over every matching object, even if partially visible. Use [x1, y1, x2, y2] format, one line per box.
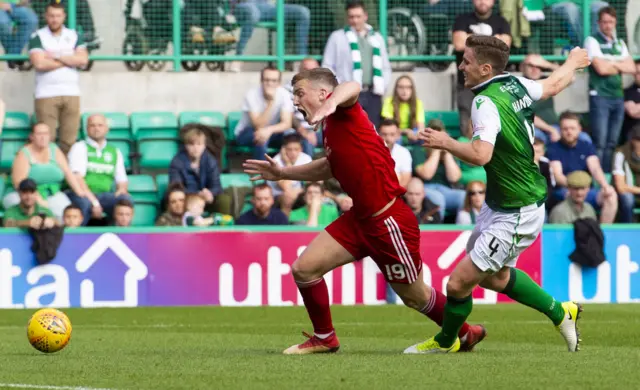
[110, 140, 133, 171]
[3, 112, 31, 140]
[179, 111, 225, 128]
[155, 174, 169, 203]
[226, 111, 242, 143]
[1, 140, 25, 171]
[81, 112, 131, 140]
[132, 203, 158, 227]
[240, 201, 253, 214]
[220, 173, 252, 189]
[128, 174, 157, 204]
[425, 111, 462, 138]
[138, 140, 179, 170]
[131, 112, 179, 141]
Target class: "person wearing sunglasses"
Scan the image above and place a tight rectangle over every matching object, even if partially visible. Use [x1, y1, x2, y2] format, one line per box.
[456, 181, 486, 225]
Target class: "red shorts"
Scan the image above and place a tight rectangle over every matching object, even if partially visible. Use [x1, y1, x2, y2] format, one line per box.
[325, 198, 422, 284]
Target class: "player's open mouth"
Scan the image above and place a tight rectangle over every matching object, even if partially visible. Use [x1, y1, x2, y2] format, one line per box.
[298, 108, 308, 119]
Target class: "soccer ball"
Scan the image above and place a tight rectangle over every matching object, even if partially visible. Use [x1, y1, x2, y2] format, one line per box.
[27, 308, 72, 353]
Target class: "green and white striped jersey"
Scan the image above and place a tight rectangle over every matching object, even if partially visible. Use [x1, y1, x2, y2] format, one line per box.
[470, 73, 547, 211]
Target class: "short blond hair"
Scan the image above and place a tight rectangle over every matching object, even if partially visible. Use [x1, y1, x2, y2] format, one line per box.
[186, 194, 205, 208]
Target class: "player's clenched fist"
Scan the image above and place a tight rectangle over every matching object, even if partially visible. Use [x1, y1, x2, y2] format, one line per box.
[567, 47, 590, 70]
[417, 127, 452, 150]
[243, 155, 284, 181]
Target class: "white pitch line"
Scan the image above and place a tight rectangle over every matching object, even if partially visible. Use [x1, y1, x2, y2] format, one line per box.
[0, 384, 115, 390]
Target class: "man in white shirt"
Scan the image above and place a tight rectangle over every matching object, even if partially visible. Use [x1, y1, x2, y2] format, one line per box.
[379, 119, 412, 188]
[269, 133, 312, 214]
[234, 66, 294, 160]
[28, 2, 88, 155]
[66, 114, 131, 225]
[322, 0, 391, 129]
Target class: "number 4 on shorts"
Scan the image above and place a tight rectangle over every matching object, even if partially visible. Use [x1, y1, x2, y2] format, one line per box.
[488, 237, 499, 257]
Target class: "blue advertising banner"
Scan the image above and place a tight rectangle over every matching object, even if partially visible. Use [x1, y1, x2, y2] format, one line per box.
[542, 227, 640, 303]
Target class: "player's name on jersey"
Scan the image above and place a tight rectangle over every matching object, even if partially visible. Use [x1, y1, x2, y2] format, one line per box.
[512, 95, 534, 114]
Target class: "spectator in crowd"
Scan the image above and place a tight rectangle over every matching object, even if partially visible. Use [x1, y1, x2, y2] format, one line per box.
[229, 0, 310, 72]
[268, 133, 312, 215]
[453, 0, 511, 138]
[0, 0, 38, 69]
[182, 194, 213, 227]
[28, 2, 87, 154]
[549, 171, 597, 224]
[113, 199, 134, 227]
[404, 177, 441, 224]
[62, 204, 83, 228]
[234, 66, 294, 160]
[381, 75, 425, 144]
[4, 178, 57, 228]
[286, 57, 321, 157]
[585, 6, 635, 173]
[66, 114, 132, 225]
[612, 125, 640, 223]
[322, 0, 391, 129]
[236, 183, 289, 225]
[547, 0, 608, 48]
[3, 122, 84, 220]
[378, 119, 412, 188]
[547, 112, 618, 223]
[289, 182, 339, 227]
[169, 124, 231, 215]
[622, 62, 640, 143]
[322, 178, 354, 213]
[156, 183, 186, 227]
[413, 121, 465, 221]
[456, 181, 486, 225]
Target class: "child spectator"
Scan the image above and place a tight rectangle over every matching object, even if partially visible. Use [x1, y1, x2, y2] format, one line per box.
[456, 181, 486, 225]
[381, 75, 425, 144]
[269, 133, 312, 214]
[169, 124, 231, 215]
[113, 199, 134, 227]
[289, 182, 339, 227]
[4, 179, 58, 229]
[182, 194, 213, 227]
[62, 204, 83, 228]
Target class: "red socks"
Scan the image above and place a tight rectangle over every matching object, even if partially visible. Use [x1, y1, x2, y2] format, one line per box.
[420, 287, 470, 338]
[297, 278, 334, 335]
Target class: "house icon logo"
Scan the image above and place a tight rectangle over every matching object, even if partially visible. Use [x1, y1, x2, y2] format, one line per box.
[75, 233, 148, 308]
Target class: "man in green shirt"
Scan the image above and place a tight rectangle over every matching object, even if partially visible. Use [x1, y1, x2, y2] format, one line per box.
[584, 6, 635, 172]
[289, 182, 339, 227]
[4, 179, 58, 229]
[406, 35, 589, 354]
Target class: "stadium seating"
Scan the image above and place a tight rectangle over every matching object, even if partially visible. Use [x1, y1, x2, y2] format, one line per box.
[1, 140, 25, 171]
[155, 174, 169, 203]
[132, 203, 158, 227]
[179, 111, 225, 128]
[220, 173, 252, 189]
[128, 174, 158, 204]
[131, 112, 180, 170]
[425, 111, 462, 139]
[2, 112, 31, 140]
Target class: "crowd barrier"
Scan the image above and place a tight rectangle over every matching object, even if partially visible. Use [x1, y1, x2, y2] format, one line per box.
[0, 225, 638, 309]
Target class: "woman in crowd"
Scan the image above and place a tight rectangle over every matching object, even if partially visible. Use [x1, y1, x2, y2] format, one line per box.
[456, 180, 486, 225]
[3, 123, 84, 220]
[381, 75, 425, 144]
[156, 183, 187, 226]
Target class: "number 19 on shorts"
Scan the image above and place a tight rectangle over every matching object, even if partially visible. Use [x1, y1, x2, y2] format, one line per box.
[384, 264, 406, 281]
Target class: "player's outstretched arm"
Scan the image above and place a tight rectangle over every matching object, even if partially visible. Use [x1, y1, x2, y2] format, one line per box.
[539, 47, 590, 100]
[244, 156, 333, 182]
[418, 128, 494, 166]
[308, 82, 361, 124]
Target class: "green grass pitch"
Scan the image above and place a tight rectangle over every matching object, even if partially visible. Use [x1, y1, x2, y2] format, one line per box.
[1, 304, 639, 390]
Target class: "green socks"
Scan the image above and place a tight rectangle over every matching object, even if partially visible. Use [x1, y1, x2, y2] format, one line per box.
[434, 295, 473, 348]
[502, 268, 565, 326]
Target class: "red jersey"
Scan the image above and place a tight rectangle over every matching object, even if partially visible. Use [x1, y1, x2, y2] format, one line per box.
[322, 101, 405, 219]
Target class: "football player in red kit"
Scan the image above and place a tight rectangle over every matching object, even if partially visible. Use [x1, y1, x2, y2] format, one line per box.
[243, 68, 486, 354]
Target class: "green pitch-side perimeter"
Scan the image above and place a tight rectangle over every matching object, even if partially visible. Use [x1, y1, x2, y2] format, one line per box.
[0, 305, 639, 390]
